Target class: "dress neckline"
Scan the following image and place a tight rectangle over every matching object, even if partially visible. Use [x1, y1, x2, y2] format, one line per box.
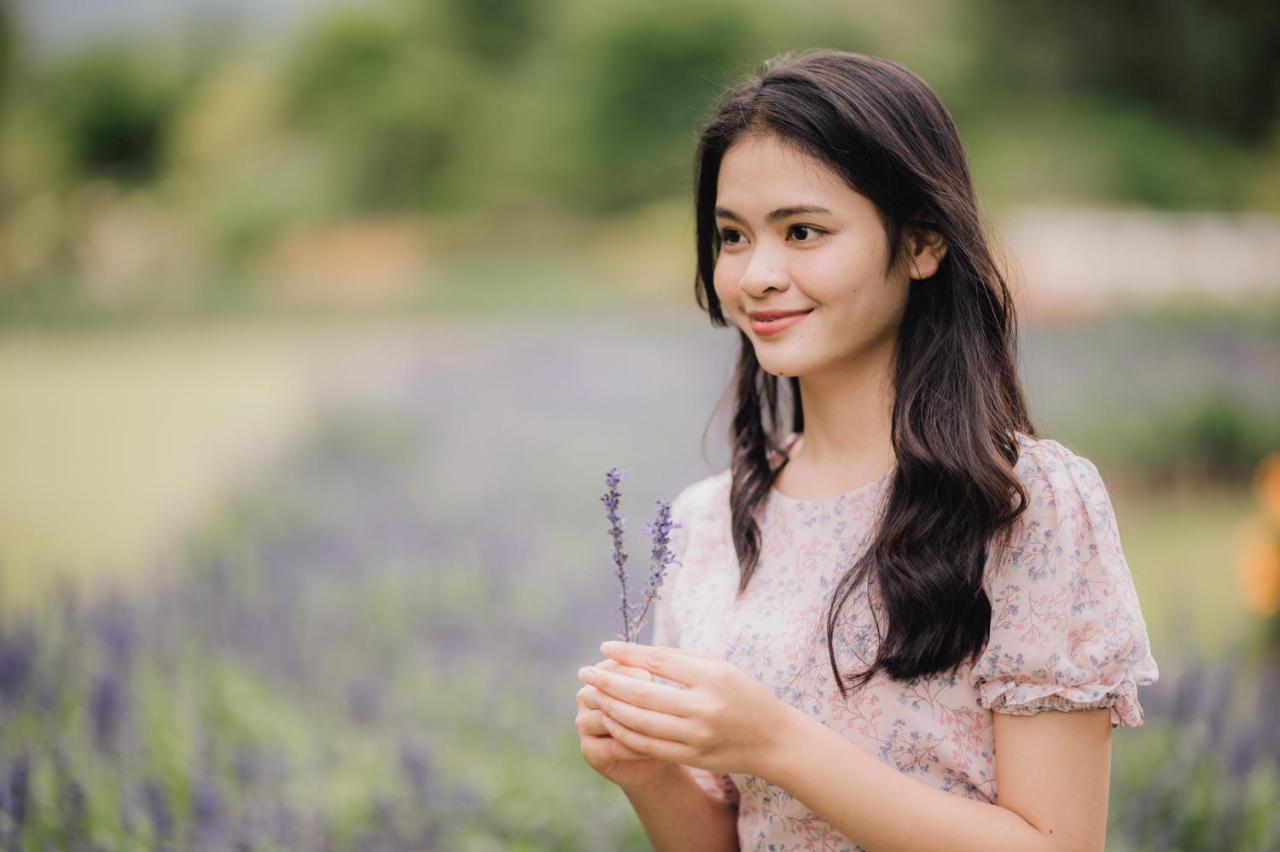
[769, 432, 896, 506]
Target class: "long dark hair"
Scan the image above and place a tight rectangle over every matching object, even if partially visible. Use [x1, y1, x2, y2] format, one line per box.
[691, 49, 1037, 698]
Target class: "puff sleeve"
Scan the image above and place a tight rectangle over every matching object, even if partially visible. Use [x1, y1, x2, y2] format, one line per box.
[970, 437, 1160, 728]
[649, 487, 741, 808]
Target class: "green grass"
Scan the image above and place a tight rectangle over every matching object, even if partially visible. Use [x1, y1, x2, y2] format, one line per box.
[0, 319, 399, 612]
[1115, 484, 1259, 658]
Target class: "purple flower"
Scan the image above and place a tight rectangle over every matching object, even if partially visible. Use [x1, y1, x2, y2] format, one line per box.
[88, 594, 137, 674]
[7, 752, 30, 829]
[632, 499, 681, 639]
[601, 469, 680, 643]
[89, 671, 126, 755]
[601, 467, 632, 641]
[142, 778, 174, 843]
[398, 737, 436, 798]
[192, 773, 225, 840]
[61, 778, 88, 844]
[0, 622, 36, 704]
[232, 745, 259, 787]
[347, 676, 381, 726]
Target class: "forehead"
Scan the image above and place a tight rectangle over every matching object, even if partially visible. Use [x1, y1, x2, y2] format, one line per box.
[716, 133, 850, 207]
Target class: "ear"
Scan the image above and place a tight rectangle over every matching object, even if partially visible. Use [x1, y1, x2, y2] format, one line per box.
[906, 224, 948, 281]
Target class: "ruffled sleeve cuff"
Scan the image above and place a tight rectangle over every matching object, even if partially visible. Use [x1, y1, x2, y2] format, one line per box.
[977, 672, 1150, 729]
[686, 766, 741, 807]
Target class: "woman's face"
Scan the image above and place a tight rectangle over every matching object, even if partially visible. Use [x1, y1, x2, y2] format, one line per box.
[712, 132, 943, 380]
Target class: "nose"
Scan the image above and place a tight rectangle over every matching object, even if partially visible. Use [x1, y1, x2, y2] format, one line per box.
[737, 240, 790, 299]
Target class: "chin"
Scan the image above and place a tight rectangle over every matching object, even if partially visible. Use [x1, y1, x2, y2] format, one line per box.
[756, 356, 806, 379]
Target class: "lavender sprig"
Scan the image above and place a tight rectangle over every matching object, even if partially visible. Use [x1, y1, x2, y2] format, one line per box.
[632, 499, 682, 640]
[601, 467, 630, 641]
[600, 468, 681, 643]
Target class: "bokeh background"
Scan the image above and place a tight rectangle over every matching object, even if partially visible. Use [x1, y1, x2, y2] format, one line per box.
[1, 0, 1279, 849]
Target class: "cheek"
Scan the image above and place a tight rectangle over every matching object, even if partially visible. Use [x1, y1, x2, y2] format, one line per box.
[784, 266, 840, 308]
[797, 246, 879, 302]
[712, 261, 739, 308]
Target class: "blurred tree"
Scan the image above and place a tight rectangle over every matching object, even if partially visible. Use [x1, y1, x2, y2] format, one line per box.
[285, 4, 478, 212]
[0, 1, 11, 114]
[560, 0, 767, 212]
[433, 0, 547, 70]
[0, 0, 13, 224]
[29, 47, 192, 184]
[975, 0, 1280, 146]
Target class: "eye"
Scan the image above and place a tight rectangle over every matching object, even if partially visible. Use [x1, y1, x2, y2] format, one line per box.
[789, 224, 825, 242]
[718, 227, 744, 246]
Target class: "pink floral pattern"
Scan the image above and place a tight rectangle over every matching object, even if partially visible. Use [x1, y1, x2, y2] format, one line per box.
[649, 432, 1159, 851]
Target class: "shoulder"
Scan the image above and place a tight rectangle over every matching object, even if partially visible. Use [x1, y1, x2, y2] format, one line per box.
[1008, 431, 1117, 537]
[1011, 431, 1108, 498]
[992, 432, 1126, 586]
[670, 468, 733, 519]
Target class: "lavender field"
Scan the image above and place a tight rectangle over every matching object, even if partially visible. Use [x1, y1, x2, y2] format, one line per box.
[1, 309, 1278, 850]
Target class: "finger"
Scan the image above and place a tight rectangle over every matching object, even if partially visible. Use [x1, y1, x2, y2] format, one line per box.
[578, 705, 612, 737]
[605, 644, 722, 662]
[594, 688, 703, 745]
[600, 713, 684, 762]
[579, 665, 695, 717]
[582, 731, 649, 762]
[579, 684, 616, 714]
[598, 642, 717, 687]
[577, 689, 621, 738]
[598, 659, 654, 680]
[581, 683, 656, 737]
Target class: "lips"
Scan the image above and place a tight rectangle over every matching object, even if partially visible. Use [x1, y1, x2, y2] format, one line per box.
[747, 309, 813, 321]
[748, 308, 813, 338]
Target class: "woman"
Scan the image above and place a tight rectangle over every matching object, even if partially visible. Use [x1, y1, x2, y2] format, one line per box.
[574, 48, 1158, 851]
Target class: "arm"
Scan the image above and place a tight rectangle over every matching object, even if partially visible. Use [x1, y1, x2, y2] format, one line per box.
[622, 762, 739, 852]
[758, 704, 1113, 852]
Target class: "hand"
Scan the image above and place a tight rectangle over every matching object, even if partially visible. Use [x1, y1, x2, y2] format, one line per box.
[578, 641, 795, 778]
[576, 657, 681, 792]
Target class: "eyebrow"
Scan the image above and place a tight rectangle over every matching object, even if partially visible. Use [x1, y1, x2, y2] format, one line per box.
[715, 205, 834, 224]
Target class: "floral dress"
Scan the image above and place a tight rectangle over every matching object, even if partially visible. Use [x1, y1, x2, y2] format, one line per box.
[649, 431, 1159, 851]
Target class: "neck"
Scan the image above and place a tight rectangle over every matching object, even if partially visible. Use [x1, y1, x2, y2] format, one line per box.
[793, 344, 897, 473]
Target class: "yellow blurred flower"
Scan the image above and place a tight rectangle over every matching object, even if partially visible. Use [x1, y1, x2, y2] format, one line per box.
[1237, 514, 1280, 617]
[1255, 453, 1280, 524]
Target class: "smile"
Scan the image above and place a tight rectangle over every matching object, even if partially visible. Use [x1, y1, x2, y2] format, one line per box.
[750, 310, 813, 337]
